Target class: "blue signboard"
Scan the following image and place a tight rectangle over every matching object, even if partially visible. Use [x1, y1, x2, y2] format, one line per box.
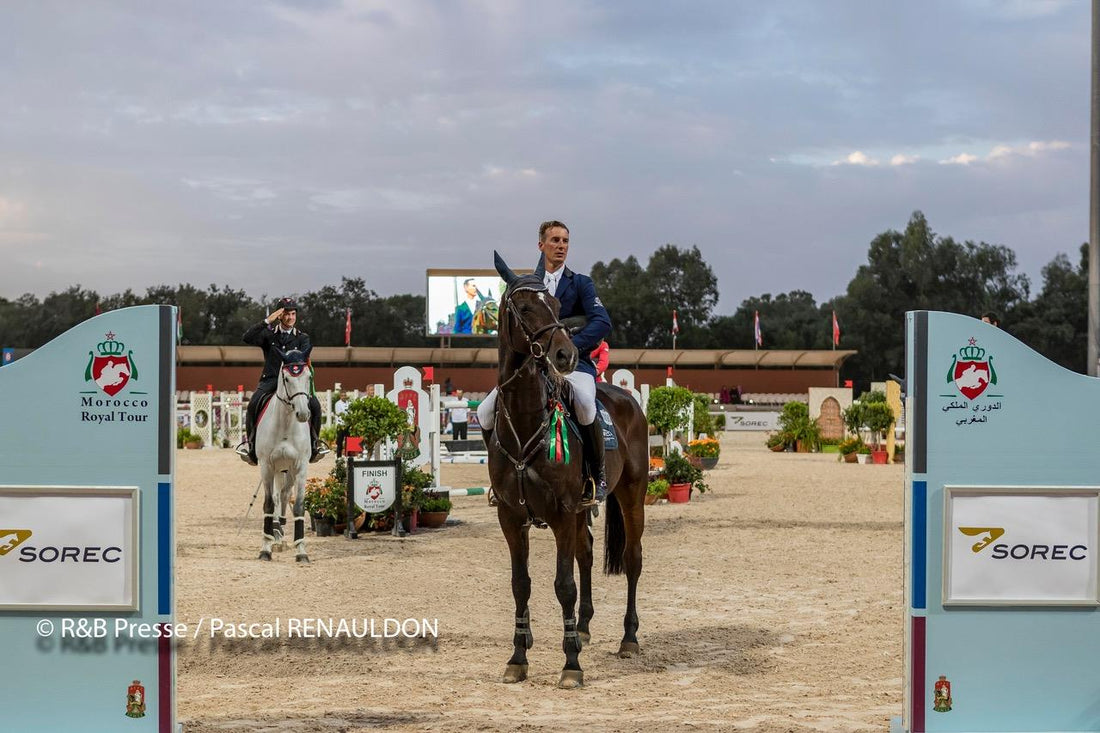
[1, 347, 13, 365]
[903, 311, 1100, 732]
[0, 306, 176, 732]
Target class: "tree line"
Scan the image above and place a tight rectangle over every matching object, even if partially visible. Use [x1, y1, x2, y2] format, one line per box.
[0, 211, 1087, 388]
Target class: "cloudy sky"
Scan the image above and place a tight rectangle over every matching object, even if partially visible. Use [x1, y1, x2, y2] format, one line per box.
[0, 0, 1089, 312]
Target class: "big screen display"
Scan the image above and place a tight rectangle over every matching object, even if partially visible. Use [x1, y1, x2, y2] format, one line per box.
[425, 268, 531, 337]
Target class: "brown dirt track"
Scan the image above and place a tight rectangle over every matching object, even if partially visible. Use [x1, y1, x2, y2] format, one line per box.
[175, 432, 903, 733]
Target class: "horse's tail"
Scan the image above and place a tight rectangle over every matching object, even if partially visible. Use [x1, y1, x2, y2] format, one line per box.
[603, 491, 626, 575]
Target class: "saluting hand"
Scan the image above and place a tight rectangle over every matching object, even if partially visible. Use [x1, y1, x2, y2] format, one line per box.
[266, 308, 284, 324]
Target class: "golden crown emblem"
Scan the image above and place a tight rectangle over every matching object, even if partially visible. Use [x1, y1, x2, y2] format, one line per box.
[403, 377, 414, 388]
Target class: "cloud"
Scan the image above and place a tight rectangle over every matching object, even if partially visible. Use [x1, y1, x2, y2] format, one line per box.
[833, 151, 879, 166]
[940, 153, 979, 166]
[890, 154, 918, 166]
[941, 140, 1071, 165]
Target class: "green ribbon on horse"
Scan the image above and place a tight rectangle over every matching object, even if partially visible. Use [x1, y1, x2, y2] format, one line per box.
[546, 401, 570, 464]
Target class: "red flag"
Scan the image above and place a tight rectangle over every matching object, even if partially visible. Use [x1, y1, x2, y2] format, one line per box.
[422, 366, 434, 382]
[832, 310, 840, 346]
[671, 310, 679, 335]
[754, 311, 762, 347]
[344, 308, 352, 346]
[95, 302, 102, 315]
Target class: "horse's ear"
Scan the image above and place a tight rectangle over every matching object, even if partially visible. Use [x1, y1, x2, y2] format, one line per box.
[494, 250, 517, 285]
[274, 345, 288, 361]
[302, 345, 313, 361]
[534, 252, 546, 280]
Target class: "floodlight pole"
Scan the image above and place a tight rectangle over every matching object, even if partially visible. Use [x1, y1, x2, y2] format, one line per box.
[1090, 0, 1100, 375]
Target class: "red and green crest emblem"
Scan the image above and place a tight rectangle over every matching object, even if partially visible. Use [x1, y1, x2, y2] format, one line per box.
[84, 332, 139, 396]
[946, 338, 996, 400]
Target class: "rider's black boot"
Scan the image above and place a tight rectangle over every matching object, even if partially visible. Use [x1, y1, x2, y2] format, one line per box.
[580, 420, 607, 507]
[308, 396, 330, 463]
[482, 427, 500, 506]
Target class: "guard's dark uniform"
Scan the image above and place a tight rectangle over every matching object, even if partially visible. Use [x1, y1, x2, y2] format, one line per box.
[241, 316, 322, 460]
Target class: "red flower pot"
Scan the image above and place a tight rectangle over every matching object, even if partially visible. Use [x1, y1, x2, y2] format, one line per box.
[871, 450, 888, 465]
[667, 483, 691, 503]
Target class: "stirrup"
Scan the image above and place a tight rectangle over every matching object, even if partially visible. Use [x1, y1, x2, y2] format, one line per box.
[578, 476, 606, 510]
[487, 487, 500, 507]
[309, 440, 331, 464]
[236, 440, 257, 466]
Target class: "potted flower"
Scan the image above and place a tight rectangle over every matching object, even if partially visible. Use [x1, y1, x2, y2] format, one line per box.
[765, 432, 790, 452]
[419, 492, 453, 528]
[662, 451, 707, 502]
[856, 444, 872, 465]
[646, 478, 669, 506]
[303, 476, 348, 536]
[686, 438, 720, 469]
[838, 436, 863, 463]
[778, 401, 821, 453]
[862, 402, 896, 464]
[181, 428, 203, 450]
[401, 461, 434, 532]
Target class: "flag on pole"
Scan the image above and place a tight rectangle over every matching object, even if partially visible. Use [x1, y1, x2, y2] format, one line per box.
[754, 310, 762, 347]
[344, 308, 352, 346]
[95, 302, 102, 316]
[832, 310, 840, 346]
[672, 310, 679, 335]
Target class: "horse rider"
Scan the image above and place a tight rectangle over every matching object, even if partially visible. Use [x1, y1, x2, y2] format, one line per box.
[477, 220, 612, 506]
[236, 297, 330, 465]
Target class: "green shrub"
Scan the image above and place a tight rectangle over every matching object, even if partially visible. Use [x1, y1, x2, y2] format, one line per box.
[340, 397, 409, 454]
[647, 386, 694, 437]
[647, 478, 670, 496]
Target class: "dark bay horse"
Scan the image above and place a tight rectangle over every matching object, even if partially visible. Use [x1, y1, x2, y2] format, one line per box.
[487, 252, 649, 688]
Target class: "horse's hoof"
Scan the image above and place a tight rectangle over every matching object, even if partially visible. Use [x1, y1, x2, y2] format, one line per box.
[502, 664, 528, 683]
[258, 551, 272, 561]
[617, 642, 641, 658]
[578, 631, 591, 646]
[558, 669, 584, 688]
[296, 555, 310, 564]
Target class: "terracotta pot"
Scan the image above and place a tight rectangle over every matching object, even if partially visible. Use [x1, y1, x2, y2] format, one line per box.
[644, 493, 660, 506]
[686, 454, 703, 469]
[769, 443, 785, 452]
[419, 511, 449, 528]
[843, 452, 858, 463]
[184, 441, 202, 449]
[667, 483, 691, 503]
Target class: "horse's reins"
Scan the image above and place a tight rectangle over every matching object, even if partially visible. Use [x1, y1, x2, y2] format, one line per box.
[493, 282, 570, 516]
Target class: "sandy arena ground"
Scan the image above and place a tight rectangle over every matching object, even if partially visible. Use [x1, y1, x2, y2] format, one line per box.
[175, 432, 904, 733]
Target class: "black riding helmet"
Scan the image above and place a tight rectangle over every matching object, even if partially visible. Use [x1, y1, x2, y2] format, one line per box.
[275, 297, 298, 312]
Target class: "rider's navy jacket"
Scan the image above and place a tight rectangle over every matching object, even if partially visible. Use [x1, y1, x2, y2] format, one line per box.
[242, 322, 313, 391]
[552, 267, 611, 378]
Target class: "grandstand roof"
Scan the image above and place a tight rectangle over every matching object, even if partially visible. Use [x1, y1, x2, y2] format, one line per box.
[177, 345, 856, 369]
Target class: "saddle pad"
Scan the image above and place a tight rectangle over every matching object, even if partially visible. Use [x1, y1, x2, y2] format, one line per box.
[596, 400, 618, 450]
[559, 390, 618, 450]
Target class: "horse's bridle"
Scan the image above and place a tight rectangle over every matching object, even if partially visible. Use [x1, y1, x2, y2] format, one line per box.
[500, 281, 568, 364]
[276, 362, 311, 407]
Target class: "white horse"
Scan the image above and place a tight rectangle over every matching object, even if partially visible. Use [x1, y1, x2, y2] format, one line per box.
[256, 347, 313, 563]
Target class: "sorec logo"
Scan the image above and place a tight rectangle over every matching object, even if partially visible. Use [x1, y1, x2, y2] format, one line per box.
[84, 332, 139, 396]
[959, 526, 1086, 560]
[946, 338, 997, 400]
[0, 529, 32, 556]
